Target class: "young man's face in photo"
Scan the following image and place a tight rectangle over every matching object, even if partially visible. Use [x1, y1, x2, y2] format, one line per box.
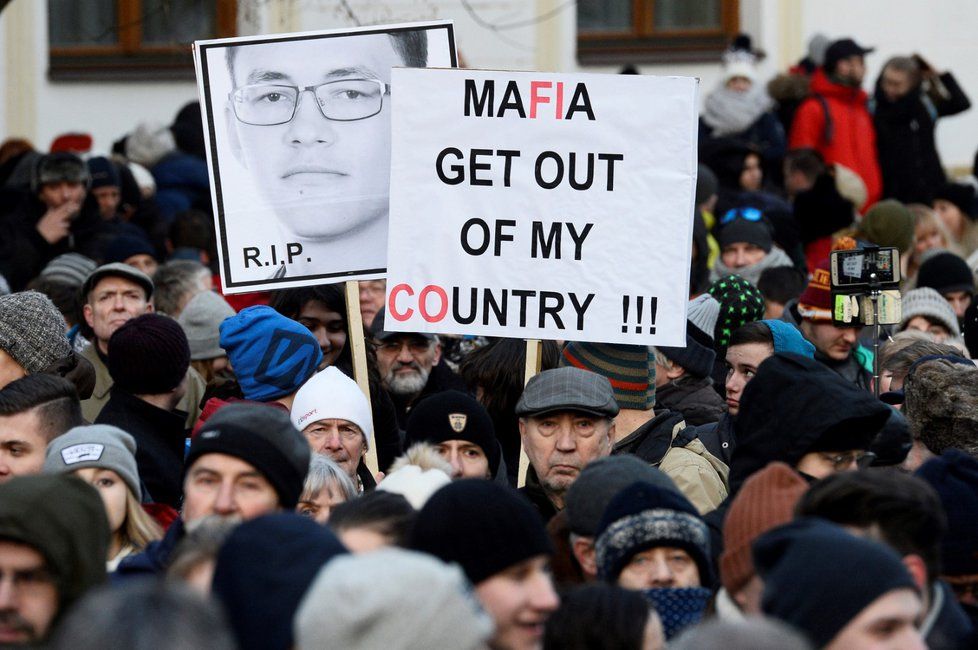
[226, 34, 401, 242]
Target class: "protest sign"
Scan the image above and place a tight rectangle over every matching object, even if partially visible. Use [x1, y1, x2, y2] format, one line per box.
[384, 68, 698, 345]
[194, 21, 457, 294]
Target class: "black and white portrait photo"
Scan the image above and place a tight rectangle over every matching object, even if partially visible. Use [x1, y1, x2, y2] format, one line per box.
[195, 21, 456, 292]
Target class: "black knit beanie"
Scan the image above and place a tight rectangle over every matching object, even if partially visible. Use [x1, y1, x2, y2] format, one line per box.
[754, 518, 918, 648]
[656, 323, 717, 379]
[916, 251, 975, 297]
[716, 214, 774, 253]
[107, 313, 190, 394]
[933, 182, 977, 220]
[410, 480, 553, 585]
[404, 390, 501, 476]
[187, 403, 311, 508]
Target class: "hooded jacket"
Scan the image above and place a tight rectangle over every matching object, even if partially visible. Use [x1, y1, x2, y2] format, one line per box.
[0, 475, 109, 626]
[789, 68, 882, 211]
[729, 352, 890, 493]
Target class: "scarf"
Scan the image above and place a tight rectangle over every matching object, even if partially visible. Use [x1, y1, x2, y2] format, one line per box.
[711, 246, 794, 287]
[643, 587, 713, 639]
[702, 85, 772, 137]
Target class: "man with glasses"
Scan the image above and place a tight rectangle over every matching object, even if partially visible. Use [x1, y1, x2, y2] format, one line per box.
[0, 474, 109, 646]
[370, 307, 466, 428]
[223, 30, 428, 278]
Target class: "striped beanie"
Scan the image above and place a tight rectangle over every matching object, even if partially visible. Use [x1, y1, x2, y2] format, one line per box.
[708, 275, 765, 348]
[40, 253, 97, 288]
[561, 342, 656, 410]
[797, 259, 833, 322]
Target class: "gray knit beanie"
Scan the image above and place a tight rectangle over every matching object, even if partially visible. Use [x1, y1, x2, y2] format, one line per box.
[0, 291, 71, 374]
[566, 455, 681, 536]
[40, 253, 98, 288]
[294, 548, 493, 650]
[900, 287, 961, 337]
[44, 424, 141, 499]
[177, 291, 236, 360]
[687, 294, 720, 343]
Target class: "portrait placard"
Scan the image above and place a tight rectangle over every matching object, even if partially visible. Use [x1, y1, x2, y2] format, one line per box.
[194, 21, 457, 293]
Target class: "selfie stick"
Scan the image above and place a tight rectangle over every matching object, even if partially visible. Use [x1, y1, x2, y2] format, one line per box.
[868, 272, 881, 399]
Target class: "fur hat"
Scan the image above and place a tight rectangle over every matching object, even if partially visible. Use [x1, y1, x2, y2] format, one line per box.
[904, 358, 978, 458]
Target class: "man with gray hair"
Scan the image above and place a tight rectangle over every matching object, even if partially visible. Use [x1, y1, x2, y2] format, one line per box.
[151, 260, 212, 317]
[370, 307, 466, 428]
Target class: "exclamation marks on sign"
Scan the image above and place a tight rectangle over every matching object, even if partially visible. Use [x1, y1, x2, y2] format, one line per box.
[621, 296, 658, 334]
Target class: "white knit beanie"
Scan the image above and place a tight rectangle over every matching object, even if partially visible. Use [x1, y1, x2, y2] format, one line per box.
[290, 367, 374, 444]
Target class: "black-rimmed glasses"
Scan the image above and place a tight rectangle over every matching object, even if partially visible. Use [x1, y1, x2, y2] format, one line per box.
[230, 78, 390, 126]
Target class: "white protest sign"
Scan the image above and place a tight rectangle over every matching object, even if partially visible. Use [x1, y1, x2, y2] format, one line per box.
[193, 22, 457, 293]
[384, 68, 697, 345]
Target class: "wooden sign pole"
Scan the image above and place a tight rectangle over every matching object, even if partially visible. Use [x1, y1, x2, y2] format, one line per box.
[345, 281, 379, 477]
[518, 339, 543, 487]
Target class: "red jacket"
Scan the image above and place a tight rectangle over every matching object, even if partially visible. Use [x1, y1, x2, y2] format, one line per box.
[789, 69, 881, 211]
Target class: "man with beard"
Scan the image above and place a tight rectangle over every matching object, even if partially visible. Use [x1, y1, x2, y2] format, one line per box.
[370, 307, 466, 427]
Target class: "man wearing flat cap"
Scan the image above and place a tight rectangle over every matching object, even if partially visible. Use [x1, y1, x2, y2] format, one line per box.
[516, 366, 619, 522]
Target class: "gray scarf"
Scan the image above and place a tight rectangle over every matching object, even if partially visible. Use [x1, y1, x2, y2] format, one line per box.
[702, 85, 772, 137]
[711, 246, 794, 287]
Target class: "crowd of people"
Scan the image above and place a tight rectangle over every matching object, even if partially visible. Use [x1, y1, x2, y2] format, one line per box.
[0, 30, 976, 650]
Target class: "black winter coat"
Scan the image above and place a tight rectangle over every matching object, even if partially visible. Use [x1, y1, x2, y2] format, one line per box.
[873, 72, 970, 205]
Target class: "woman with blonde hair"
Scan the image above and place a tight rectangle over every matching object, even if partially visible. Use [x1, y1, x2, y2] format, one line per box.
[45, 424, 162, 570]
[906, 203, 960, 282]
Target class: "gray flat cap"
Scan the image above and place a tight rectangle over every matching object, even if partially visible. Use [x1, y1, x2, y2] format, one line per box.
[81, 262, 154, 300]
[515, 367, 619, 418]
